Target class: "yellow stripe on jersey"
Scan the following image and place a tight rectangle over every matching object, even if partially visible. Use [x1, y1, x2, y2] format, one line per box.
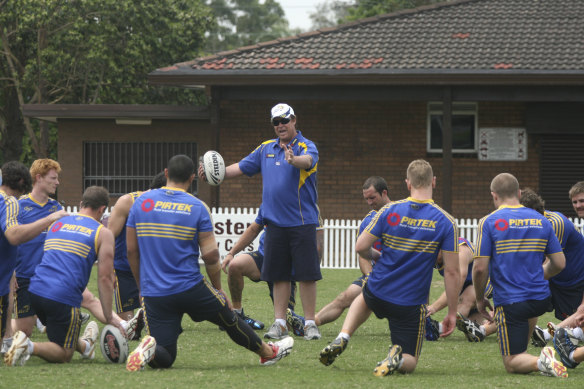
[495, 239, 547, 254]
[45, 238, 91, 257]
[135, 222, 197, 240]
[545, 211, 565, 244]
[382, 234, 440, 253]
[1, 191, 19, 230]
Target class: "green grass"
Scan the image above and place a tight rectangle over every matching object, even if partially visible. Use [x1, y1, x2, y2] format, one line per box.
[3, 268, 583, 388]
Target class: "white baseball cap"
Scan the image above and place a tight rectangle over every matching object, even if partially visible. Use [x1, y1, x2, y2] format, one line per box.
[270, 103, 295, 120]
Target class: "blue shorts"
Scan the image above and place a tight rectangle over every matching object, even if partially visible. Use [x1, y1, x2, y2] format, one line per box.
[262, 223, 322, 282]
[549, 280, 584, 321]
[114, 269, 140, 313]
[494, 297, 551, 356]
[351, 273, 368, 288]
[14, 277, 35, 318]
[362, 283, 425, 357]
[249, 251, 264, 282]
[30, 293, 82, 348]
[1, 293, 8, 338]
[142, 279, 227, 347]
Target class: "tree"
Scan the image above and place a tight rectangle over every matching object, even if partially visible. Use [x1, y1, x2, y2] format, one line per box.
[309, 0, 447, 29]
[205, 0, 294, 53]
[0, 0, 213, 163]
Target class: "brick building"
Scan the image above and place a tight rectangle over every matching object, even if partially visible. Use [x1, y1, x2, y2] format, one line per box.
[25, 0, 584, 220]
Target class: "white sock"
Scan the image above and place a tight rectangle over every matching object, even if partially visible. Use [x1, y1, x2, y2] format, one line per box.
[305, 320, 316, 327]
[338, 332, 350, 342]
[479, 325, 486, 336]
[81, 340, 92, 357]
[569, 350, 576, 362]
[36, 318, 44, 330]
[572, 327, 584, 340]
[397, 358, 404, 369]
[438, 322, 443, 334]
[275, 318, 286, 328]
[233, 308, 242, 314]
[537, 359, 544, 372]
[543, 329, 552, 341]
[28, 339, 34, 354]
[120, 320, 128, 331]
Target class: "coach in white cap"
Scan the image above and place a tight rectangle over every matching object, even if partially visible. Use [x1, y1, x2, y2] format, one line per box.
[199, 103, 322, 341]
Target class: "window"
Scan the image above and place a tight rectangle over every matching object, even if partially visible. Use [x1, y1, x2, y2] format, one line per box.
[83, 142, 198, 196]
[427, 102, 477, 153]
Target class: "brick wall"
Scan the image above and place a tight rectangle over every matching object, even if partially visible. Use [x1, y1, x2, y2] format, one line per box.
[215, 100, 538, 220]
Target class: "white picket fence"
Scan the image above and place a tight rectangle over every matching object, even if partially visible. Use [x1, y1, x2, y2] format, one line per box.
[67, 206, 584, 269]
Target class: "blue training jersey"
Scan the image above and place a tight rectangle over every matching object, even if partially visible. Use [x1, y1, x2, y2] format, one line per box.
[364, 198, 458, 305]
[359, 210, 382, 267]
[238, 131, 319, 227]
[475, 205, 562, 306]
[29, 214, 102, 307]
[0, 190, 19, 296]
[127, 187, 214, 297]
[114, 191, 143, 272]
[545, 210, 584, 288]
[15, 195, 63, 278]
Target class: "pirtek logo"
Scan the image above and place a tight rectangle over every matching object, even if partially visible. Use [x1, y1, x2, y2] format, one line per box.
[386, 213, 436, 228]
[142, 200, 193, 212]
[509, 219, 542, 227]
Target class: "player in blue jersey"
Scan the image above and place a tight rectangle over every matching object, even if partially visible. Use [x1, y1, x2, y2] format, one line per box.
[223, 205, 325, 333]
[4, 186, 120, 366]
[13, 159, 63, 338]
[125, 155, 293, 371]
[287, 177, 390, 335]
[198, 103, 322, 340]
[320, 160, 460, 376]
[105, 172, 166, 340]
[1, 161, 67, 358]
[473, 173, 567, 378]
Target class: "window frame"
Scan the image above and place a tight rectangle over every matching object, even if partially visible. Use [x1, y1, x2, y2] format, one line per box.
[426, 102, 478, 154]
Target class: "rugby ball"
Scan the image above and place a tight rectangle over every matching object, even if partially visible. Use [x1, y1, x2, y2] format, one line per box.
[100, 324, 129, 363]
[202, 150, 226, 186]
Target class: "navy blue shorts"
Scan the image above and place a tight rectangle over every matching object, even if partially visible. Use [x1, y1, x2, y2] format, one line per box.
[1, 293, 8, 338]
[14, 277, 35, 318]
[494, 297, 551, 356]
[30, 293, 82, 348]
[114, 269, 140, 313]
[142, 279, 228, 347]
[261, 223, 321, 282]
[351, 273, 368, 288]
[362, 283, 425, 357]
[249, 251, 264, 283]
[549, 280, 584, 321]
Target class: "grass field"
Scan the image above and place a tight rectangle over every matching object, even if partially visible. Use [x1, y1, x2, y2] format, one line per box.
[3, 268, 583, 388]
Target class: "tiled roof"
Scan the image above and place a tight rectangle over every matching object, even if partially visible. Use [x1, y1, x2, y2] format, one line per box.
[152, 0, 584, 78]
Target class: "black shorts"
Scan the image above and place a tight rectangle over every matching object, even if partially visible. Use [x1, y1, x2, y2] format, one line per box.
[30, 293, 82, 348]
[142, 279, 227, 347]
[261, 223, 321, 282]
[1, 293, 8, 338]
[14, 277, 35, 319]
[549, 280, 584, 321]
[351, 273, 368, 288]
[114, 269, 140, 313]
[249, 251, 264, 283]
[494, 297, 551, 356]
[362, 283, 425, 357]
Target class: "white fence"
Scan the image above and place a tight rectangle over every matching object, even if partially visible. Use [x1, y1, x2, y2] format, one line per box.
[68, 206, 584, 269]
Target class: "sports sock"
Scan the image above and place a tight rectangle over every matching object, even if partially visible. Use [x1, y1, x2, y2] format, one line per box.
[28, 339, 34, 354]
[543, 329, 551, 341]
[569, 350, 576, 363]
[275, 318, 286, 328]
[438, 322, 443, 334]
[537, 358, 545, 372]
[305, 320, 316, 327]
[572, 327, 583, 340]
[233, 308, 242, 315]
[338, 332, 350, 342]
[81, 340, 92, 357]
[120, 320, 128, 331]
[479, 325, 486, 336]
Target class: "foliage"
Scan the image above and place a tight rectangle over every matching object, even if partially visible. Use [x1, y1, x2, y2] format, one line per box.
[0, 0, 213, 162]
[2, 268, 583, 387]
[310, 0, 447, 29]
[205, 0, 296, 53]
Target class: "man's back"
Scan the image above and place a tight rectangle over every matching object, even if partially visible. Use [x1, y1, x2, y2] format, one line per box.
[364, 198, 458, 306]
[0, 190, 19, 295]
[544, 210, 584, 287]
[30, 214, 101, 307]
[127, 187, 214, 297]
[476, 205, 562, 306]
